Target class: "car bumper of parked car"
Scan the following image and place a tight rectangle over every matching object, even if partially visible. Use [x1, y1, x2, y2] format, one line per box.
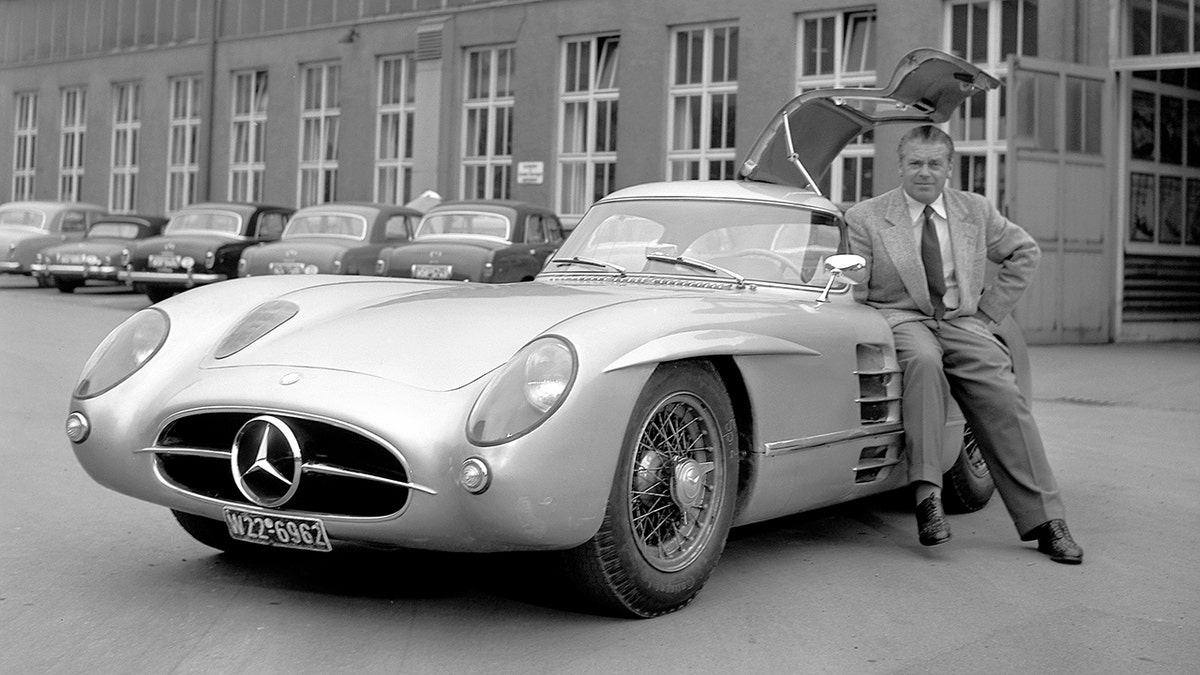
[0, 261, 27, 273]
[47, 264, 122, 280]
[121, 270, 228, 287]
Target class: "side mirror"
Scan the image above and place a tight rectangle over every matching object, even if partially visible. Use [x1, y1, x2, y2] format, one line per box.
[815, 253, 867, 304]
[823, 254, 866, 281]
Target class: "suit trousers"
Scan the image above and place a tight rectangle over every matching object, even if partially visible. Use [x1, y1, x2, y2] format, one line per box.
[893, 316, 1065, 537]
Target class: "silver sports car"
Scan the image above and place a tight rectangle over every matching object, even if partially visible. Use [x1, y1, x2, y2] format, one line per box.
[67, 49, 1011, 618]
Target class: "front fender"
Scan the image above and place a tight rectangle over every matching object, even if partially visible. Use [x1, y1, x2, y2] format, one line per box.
[604, 329, 820, 373]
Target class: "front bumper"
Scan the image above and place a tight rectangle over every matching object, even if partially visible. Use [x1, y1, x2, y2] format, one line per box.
[45, 264, 121, 280]
[69, 362, 621, 553]
[0, 261, 26, 273]
[121, 269, 227, 287]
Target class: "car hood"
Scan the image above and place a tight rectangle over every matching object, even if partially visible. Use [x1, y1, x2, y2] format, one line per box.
[0, 227, 50, 247]
[208, 280, 641, 391]
[739, 48, 1000, 190]
[46, 239, 130, 257]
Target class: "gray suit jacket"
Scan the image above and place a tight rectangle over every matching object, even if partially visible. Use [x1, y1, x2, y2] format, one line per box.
[844, 186, 1039, 328]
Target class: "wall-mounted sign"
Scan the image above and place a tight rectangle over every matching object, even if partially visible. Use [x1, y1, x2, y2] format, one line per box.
[517, 161, 544, 185]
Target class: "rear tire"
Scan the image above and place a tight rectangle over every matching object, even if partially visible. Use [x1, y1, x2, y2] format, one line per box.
[562, 361, 739, 618]
[941, 423, 995, 513]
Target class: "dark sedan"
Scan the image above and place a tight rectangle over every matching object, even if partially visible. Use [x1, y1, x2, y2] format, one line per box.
[239, 202, 421, 277]
[33, 215, 168, 293]
[374, 201, 564, 282]
[122, 202, 294, 303]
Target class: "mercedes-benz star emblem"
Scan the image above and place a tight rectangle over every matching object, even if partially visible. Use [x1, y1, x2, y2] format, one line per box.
[231, 415, 303, 507]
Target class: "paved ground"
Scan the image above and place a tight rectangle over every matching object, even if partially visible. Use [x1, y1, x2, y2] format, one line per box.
[2, 276, 1198, 673]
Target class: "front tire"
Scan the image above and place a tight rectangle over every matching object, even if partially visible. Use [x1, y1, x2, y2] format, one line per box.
[941, 423, 995, 513]
[563, 361, 739, 618]
[172, 510, 266, 556]
[145, 285, 174, 303]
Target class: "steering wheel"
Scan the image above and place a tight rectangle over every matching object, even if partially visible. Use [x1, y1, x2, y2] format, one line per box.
[729, 248, 808, 280]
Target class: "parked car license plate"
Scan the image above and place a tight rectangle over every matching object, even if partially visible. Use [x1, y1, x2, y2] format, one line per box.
[223, 506, 332, 552]
[270, 262, 306, 274]
[412, 263, 452, 279]
[149, 253, 180, 269]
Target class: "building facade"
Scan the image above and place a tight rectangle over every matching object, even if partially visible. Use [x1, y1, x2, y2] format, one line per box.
[0, 0, 1196, 342]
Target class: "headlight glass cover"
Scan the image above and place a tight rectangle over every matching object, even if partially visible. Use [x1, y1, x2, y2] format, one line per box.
[74, 309, 169, 399]
[214, 299, 298, 359]
[467, 336, 577, 446]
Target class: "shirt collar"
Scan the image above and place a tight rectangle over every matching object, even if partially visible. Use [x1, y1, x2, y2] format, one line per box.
[903, 191, 948, 225]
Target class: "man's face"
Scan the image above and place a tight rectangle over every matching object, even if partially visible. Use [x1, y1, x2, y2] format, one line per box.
[898, 140, 952, 205]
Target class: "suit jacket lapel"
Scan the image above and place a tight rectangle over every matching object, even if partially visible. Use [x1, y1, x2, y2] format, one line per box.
[878, 189, 934, 313]
[945, 189, 978, 303]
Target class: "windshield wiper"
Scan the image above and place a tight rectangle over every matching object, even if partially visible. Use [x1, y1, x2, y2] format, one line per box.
[549, 256, 627, 276]
[644, 253, 746, 288]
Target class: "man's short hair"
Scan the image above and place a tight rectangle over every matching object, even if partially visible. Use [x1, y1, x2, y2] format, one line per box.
[898, 125, 955, 159]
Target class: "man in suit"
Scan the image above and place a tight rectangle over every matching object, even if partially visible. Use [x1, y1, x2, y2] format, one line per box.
[844, 125, 1083, 564]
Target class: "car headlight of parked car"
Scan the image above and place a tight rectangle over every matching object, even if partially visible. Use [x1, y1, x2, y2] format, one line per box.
[467, 336, 577, 446]
[73, 309, 170, 399]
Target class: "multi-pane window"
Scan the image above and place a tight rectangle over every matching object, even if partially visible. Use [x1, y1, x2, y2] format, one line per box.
[462, 46, 514, 200]
[796, 10, 877, 203]
[230, 69, 267, 202]
[668, 24, 738, 181]
[298, 62, 340, 207]
[110, 82, 140, 213]
[1126, 0, 1200, 55]
[167, 76, 201, 212]
[12, 92, 37, 200]
[945, 0, 1040, 204]
[375, 55, 415, 205]
[1128, 74, 1200, 247]
[558, 35, 620, 218]
[59, 88, 86, 202]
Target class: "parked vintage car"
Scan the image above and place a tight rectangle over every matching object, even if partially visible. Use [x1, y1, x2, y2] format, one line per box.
[122, 202, 294, 303]
[374, 200, 564, 282]
[239, 203, 421, 278]
[66, 50, 1012, 618]
[0, 201, 108, 287]
[32, 215, 168, 293]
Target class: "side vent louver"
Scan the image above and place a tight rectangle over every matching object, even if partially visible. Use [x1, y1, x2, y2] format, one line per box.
[853, 343, 903, 483]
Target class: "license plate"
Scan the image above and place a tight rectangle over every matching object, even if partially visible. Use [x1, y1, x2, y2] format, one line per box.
[223, 506, 332, 552]
[270, 261, 305, 275]
[149, 253, 180, 269]
[412, 263, 452, 279]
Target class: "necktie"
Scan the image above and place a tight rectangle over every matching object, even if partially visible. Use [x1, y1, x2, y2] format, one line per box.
[921, 205, 946, 319]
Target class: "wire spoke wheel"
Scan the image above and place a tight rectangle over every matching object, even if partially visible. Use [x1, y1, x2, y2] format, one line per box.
[629, 393, 723, 572]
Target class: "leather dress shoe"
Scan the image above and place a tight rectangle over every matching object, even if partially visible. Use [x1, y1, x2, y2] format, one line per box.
[1029, 519, 1083, 564]
[916, 493, 951, 546]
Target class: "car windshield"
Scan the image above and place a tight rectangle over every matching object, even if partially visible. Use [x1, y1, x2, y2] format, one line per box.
[164, 211, 242, 236]
[87, 222, 141, 239]
[415, 212, 511, 240]
[548, 199, 845, 287]
[283, 214, 368, 240]
[0, 208, 46, 230]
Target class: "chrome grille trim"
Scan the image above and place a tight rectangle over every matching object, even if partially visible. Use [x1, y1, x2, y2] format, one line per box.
[147, 406, 434, 519]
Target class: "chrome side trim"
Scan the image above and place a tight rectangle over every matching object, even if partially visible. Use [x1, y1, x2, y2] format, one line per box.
[134, 445, 229, 459]
[306, 462, 437, 495]
[763, 422, 903, 456]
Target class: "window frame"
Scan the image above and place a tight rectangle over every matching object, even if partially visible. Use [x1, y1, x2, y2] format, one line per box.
[12, 91, 37, 201]
[461, 45, 515, 200]
[666, 23, 739, 181]
[59, 87, 86, 202]
[229, 68, 268, 202]
[109, 81, 141, 214]
[556, 33, 620, 219]
[166, 75, 202, 213]
[297, 61, 341, 208]
[374, 54, 416, 206]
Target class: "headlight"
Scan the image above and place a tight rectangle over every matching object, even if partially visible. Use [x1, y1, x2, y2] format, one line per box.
[181, 255, 196, 269]
[466, 336, 576, 446]
[74, 309, 169, 399]
[303, 264, 318, 274]
[214, 300, 298, 359]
